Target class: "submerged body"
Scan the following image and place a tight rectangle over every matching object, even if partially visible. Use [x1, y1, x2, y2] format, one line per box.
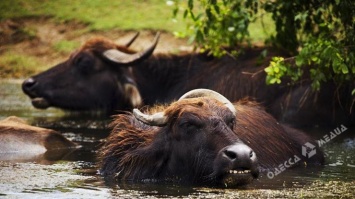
[99, 89, 324, 187]
[0, 116, 77, 163]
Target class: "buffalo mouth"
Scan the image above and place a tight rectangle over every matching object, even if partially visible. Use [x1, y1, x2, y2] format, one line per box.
[219, 168, 258, 187]
[31, 97, 50, 109]
[228, 169, 252, 174]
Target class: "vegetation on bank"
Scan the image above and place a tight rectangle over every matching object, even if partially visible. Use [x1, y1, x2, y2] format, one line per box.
[171, 0, 354, 93]
[0, 0, 274, 79]
[0, 0, 184, 32]
[0, 0, 181, 78]
[2, 0, 353, 97]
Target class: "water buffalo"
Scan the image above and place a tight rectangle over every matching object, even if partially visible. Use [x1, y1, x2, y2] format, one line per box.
[98, 89, 324, 187]
[0, 116, 77, 163]
[22, 32, 354, 127]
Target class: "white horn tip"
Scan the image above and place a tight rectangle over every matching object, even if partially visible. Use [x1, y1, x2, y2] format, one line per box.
[133, 108, 167, 126]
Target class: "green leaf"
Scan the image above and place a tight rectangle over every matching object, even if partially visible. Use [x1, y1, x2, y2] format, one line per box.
[295, 56, 304, 66]
[188, 0, 193, 9]
[311, 56, 318, 62]
[269, 78, 281, 84]
[264, 66, 272, 73]
[341, 64, 349, 74]
[274, 66, 280, 73]
[183, 10, 188, 18]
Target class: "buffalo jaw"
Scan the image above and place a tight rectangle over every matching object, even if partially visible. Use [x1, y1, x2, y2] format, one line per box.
[221, 168, 258, 187]
[31, 97, 50, 109]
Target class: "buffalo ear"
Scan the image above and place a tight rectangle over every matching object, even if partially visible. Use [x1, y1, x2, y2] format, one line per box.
[123, 83, 143, 108]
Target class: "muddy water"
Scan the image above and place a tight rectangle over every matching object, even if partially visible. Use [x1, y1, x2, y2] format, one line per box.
[1, 79, 354, 198]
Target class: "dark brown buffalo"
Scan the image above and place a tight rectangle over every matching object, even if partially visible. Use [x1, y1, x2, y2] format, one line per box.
[99, 89, 324, 187]
[0, 116, 77, 163]
[22, 33, 354, 127]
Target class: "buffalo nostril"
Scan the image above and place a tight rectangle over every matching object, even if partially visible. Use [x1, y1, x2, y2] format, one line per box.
[223, 144, 255, 163]
[224, 149, 237, 160]
[22, 78, 37, 90]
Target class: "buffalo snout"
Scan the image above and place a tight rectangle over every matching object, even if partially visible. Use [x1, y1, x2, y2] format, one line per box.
[214, 143, 259, 187]
[22, 77, 51, 109]
[22, 77, 37, 97]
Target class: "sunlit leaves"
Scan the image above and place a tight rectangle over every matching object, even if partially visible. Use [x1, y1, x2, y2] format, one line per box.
[265, 57, 302, 85]
[171, 0, 355, 94]
[171, 0, 258, 57]
[266, 36, 353, 91]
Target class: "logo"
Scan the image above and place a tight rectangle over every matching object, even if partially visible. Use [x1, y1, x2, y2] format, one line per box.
[302, 142, 316, 158]
[265, 124, 348, 180]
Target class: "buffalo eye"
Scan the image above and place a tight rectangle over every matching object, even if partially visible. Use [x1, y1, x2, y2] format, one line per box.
[226, 117, 236, 129]
[179, 120, 202, 134]
[74, 53, 95, 74]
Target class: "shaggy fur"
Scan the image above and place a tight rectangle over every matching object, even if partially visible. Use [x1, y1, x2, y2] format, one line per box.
[98, 98, 324, 185]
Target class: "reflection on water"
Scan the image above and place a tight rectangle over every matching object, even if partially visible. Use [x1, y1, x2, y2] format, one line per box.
[0, 79, 354, 198]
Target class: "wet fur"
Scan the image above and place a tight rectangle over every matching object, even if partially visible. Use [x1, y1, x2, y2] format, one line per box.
[98, 98, 324, 183]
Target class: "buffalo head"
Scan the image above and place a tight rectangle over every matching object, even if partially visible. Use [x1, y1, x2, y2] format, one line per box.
[22, 32, 159, 112]
[99, 89, 259, 187]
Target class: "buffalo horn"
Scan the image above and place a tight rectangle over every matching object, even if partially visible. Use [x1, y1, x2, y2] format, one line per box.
[133, 108, 168, 127]
[125, 32, 140, 47]
[103, 32, 160, 65]
[179, 89, 237, 116]
[133, 89, 236, 126]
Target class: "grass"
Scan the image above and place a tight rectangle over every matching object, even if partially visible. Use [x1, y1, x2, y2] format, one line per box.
[0, 0, 185, 32]
[0, 52, 39, 78]
[52, 40, 80, 54]
[0, 0, 274, 78]
[248, 12, 275, 43]
[0, 0, 273, 36]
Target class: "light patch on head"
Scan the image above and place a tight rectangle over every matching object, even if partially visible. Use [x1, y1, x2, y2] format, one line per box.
[197, 101, 204, 107]
[162, 98, 209, 120]
[124, 83, 143, 108]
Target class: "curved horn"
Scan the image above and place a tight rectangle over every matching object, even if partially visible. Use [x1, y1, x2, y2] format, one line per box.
[125, 32, 140, 47]
[179, 89, 237, 115]
[133, 108, 168, 126]
[103, 32, 160, 65]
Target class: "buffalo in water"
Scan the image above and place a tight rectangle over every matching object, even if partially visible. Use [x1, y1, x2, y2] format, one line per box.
[0, 116, 77, 163]
[98, 89, 324, 187]
[22, 32, 354, 127]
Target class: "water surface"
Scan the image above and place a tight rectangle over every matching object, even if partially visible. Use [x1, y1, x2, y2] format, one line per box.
[1, 79, 354, 198]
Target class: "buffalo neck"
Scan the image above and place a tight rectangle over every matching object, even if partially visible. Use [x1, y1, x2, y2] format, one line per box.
[133, 53, 197, 105]
[133, 50, 285, 107]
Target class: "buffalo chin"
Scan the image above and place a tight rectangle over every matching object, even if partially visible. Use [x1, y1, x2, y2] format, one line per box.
[31, 97, 50, 109]
[221, 173, 255, 187]
[217, 168, 259, 188]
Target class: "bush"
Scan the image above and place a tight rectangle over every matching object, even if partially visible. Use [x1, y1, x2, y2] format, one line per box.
[171, 0, 354, 93]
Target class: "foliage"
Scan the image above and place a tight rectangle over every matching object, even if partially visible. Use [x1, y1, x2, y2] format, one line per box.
[171, 0, 355, 92]
[171, 0, 259, 57]
[264, 0, 355, 91]
[264, 57, 302, 85]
